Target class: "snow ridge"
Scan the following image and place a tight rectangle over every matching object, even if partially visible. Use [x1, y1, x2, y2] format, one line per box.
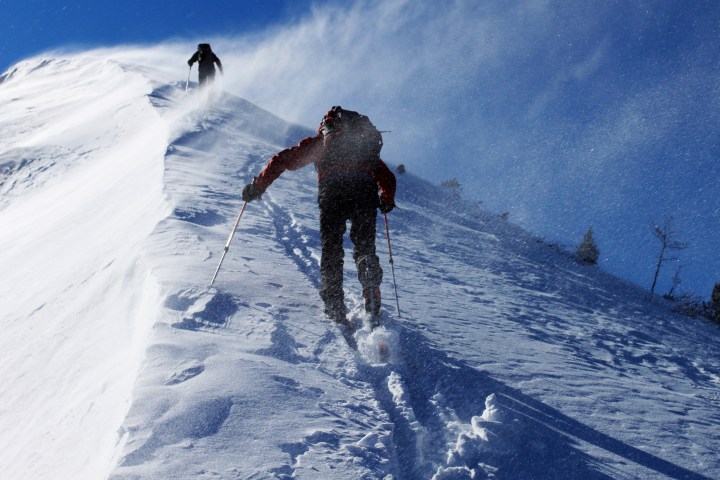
[114, 80, 718, 479]
[0, 55, 170, 480]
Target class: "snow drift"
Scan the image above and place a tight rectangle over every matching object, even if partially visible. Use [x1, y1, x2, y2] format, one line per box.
[1, 51, 719, 480]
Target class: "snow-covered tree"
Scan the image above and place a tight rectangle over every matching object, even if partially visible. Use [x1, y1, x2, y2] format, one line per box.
[575, 227, 600, 265]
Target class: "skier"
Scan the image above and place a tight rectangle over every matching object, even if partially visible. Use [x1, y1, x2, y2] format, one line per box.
[187, 43, 223, 87]
[242, 106, 396, 330]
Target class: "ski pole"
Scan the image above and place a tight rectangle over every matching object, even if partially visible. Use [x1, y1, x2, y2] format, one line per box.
[210, 200, 248, 286]
[185, 65, 192, 92]
[383, 213, 401, 317]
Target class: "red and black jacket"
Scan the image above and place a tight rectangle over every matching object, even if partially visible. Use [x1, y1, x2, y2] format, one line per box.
[254, 134, 396, 208]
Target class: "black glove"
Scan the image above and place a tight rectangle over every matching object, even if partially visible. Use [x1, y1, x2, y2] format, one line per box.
[242, 181, 263, 202]
[187, 59, 193, 67]
[379, 200, 395, 214]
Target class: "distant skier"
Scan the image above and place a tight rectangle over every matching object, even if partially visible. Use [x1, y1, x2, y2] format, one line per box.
[187, 43, 223, 87]
[242, 106, 396, 330]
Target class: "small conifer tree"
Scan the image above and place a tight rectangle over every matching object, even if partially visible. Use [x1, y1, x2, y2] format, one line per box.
[441, 178, 462, 198]
[576, 227, 600, 265]
[711, 283, 720, 322]
[440, 178, 462, 199]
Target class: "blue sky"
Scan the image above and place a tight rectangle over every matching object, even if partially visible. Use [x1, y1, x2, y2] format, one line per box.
[0, 0, 316, 70]
[2, 0, 719, 299]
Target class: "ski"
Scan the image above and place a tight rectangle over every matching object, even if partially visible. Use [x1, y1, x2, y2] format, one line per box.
[336, 320, 358, 350]
[369, 313, 391, 363]
[377, 342, 390, 363]
[334, 302, 392, 363]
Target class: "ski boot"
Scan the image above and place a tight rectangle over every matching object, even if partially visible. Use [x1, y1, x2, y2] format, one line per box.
[325, 302, 356, 348]
[363, 287, 382, 329]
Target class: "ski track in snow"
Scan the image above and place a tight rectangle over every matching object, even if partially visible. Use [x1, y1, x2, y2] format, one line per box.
[108, 80, 518, 479]
[108, 81, 401, 479]
[133, 82, 716, 478]
[2, 53, 719, 480]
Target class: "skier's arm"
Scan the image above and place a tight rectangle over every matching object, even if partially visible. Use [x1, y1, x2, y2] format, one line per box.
[372, 159, 396, 212]
[253, 135, 323, 193]
[215, 55, 223, 74]
[187, 52, 199, 67]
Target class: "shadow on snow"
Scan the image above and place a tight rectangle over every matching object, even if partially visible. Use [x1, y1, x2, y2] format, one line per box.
[385, 320, 710, 480]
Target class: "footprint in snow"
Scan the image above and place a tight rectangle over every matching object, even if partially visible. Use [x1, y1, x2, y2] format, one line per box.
[165, 365, 205, 385]
[167, 288, 239, 331]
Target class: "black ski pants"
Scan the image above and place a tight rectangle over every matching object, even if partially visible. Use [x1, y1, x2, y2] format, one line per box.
[318, 197, 383, 312]
[199, 68, 216, 86]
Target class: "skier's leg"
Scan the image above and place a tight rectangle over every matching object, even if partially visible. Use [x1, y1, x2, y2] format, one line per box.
[351, 208, 383, 318]
[319, 207, 347, 321]
[206, 70, 216, 86]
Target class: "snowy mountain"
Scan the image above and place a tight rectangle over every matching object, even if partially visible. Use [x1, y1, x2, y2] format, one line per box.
[1, 52, 719, 480]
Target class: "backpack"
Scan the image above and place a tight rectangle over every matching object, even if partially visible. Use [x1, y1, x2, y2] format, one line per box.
[197, 43, 213, 63]
[319, 106, 383, 167]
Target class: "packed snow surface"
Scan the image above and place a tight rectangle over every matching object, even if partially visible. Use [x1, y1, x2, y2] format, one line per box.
[1, 52, 719, 480]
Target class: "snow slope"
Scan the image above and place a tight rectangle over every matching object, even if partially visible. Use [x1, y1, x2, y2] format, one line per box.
[0, 55, 170, 480]
[1, 53, 719, 480]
